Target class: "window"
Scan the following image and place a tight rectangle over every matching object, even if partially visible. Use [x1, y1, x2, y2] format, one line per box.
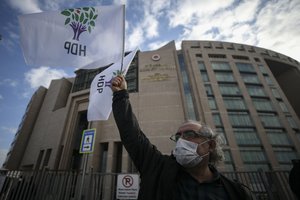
[278, 101, 289, 113]
[286, 116, 299, 129]
[219, 84, 241, 95]
[211, 62, 231, 71]
[213, 113, 223, 126]
[240, 147, 270, 171]
[223, 150, 234, 171]
[198, 61, 206, 70]
[178, 53, 197, 120]
[236, 63, 256, 73]
[241, 74, 260, 84]
[205, 84, 214, 96]
[208, 54, 226, 59]
[196, 54, 202, 57]
[266, 129, 291, 145]
[208, 97, 217, 110]
[216, 127, 227, 144]
[252, 98, 274, 112]
[271, 88, 281, 99]
[234, 128, 261, 145]
[264, 75, 273, 85]
[258, 65, 268, 74]
[273, 147, 298, 169]
[244, 164, 270, 171]
[228, 112, 253, 127]
[259, 113, 281, 128]
[247, 85, 266, 97]
[215, 72, 235, 82]
[223, 97, 246, 110]
[232, 55, 249, 60]
[201, 71, 209, 82]
[254, 58, 260, 62]
[99, 143, 108, 172]
[240, 147, 267, 162]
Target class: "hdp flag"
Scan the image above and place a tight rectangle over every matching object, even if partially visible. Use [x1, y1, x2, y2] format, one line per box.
[87, 48, 138, 121]
[19, 5, 125, 69]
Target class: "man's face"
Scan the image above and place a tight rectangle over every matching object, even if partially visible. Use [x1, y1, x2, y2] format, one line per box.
[176, 122, 211, 157]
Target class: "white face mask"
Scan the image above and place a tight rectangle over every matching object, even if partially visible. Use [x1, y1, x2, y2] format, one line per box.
[173, 138, 210, 168]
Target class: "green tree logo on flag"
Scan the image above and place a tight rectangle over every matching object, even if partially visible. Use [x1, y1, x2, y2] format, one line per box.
[61, 7, 98, 41]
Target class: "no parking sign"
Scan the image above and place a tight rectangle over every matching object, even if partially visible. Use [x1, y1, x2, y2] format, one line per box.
[116, 174, 139, 199]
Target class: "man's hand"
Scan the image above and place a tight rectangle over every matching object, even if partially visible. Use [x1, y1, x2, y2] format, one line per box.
[111, 75, 127, 92]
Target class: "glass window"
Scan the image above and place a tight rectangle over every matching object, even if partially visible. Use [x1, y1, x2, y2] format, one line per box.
[211, 62, 231, 71]
[252, 98, 274, 111]
[236, 63, 256, 73]
[240, 147, 267, 162]
[247, 85, 266, 97]
[244, 164, 270, 171]
[215, 72, 235, 82]
[278, 101, 289, 113]
[234, 128, 261, 145]
[213, 113, 223, 126]
[198, 61, 206, 70]
[264, 75, 273, 85]
[205, 84, 214, 96]
[178, 53, 197, 120]
[201, 71, 209, 82]
[223, 97, 246, 110]
[219, 84, 241, 95]
[286, 116, 299, 129]
[228, 112, 253, 127]
[271, 88, 281, 99]
[266, 129, 291, 145]
[258, 65, 268, 75]
[224, 150, 232, 162]
[216, 127, 227, 144]
[208, 97, 217, 110]
[259, 113, 281, 128]
[241, 74, 260, 84]
[273, 147, 299, 163]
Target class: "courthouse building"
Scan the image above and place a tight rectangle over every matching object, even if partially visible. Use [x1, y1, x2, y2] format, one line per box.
[3, 40, 300, 172]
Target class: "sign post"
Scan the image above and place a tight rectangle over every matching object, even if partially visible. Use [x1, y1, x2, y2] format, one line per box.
[116, 174, 139, 199]
[78, 129, 96, 200]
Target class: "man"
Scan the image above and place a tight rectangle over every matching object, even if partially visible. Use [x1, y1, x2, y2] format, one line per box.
[111, 75, 253, 200]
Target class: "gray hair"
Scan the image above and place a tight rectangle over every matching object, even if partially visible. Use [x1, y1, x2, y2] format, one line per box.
[182, 120, 225, 165]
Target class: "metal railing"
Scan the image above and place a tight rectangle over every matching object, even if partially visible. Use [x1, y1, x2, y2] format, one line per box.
[0, 169, 297, 200]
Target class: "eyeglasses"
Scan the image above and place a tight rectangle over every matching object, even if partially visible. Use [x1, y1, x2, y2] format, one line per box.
[170, 130, 204, 142]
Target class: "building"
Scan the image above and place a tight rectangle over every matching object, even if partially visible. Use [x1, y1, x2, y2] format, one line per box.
[3, 40, 300, 172]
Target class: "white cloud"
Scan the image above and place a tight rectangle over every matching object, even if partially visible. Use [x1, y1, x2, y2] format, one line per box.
[167, 0, 234, 28]
[24, 66, 68, 89]
[1, 126, 17, 134]
[148, 40, 170, 50]
[255, 0, 300, 61]
[0, 95, 3, 100]
[8, 0, 42, 14]
[126, 26, 144, 50]
[0, 79, 18, 87]
[163, 0, 300, 62]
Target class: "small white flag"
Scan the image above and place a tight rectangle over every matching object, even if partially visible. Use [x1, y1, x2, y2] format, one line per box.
[87, 48, 138, 121]
[19, 5, 125, 68]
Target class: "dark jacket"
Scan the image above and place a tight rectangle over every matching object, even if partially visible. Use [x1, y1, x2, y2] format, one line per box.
[112, 90, 253, 200]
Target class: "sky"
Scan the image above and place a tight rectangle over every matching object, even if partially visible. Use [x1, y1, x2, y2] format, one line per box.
[0, 0, 300, 167]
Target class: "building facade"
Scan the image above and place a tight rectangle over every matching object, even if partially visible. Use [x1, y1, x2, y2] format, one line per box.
[3, 40, 300, 172]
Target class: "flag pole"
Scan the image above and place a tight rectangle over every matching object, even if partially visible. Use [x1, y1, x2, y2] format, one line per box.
[120, 4, 125, 73]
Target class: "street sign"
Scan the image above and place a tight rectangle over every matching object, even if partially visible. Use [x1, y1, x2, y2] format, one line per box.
[79, 129, 96, 154]
[116, 174, 139, 199]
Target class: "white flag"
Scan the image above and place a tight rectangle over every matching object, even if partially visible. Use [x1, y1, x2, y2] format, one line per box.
[87, 48, 138, 121]
[19, 5, 125, 68]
